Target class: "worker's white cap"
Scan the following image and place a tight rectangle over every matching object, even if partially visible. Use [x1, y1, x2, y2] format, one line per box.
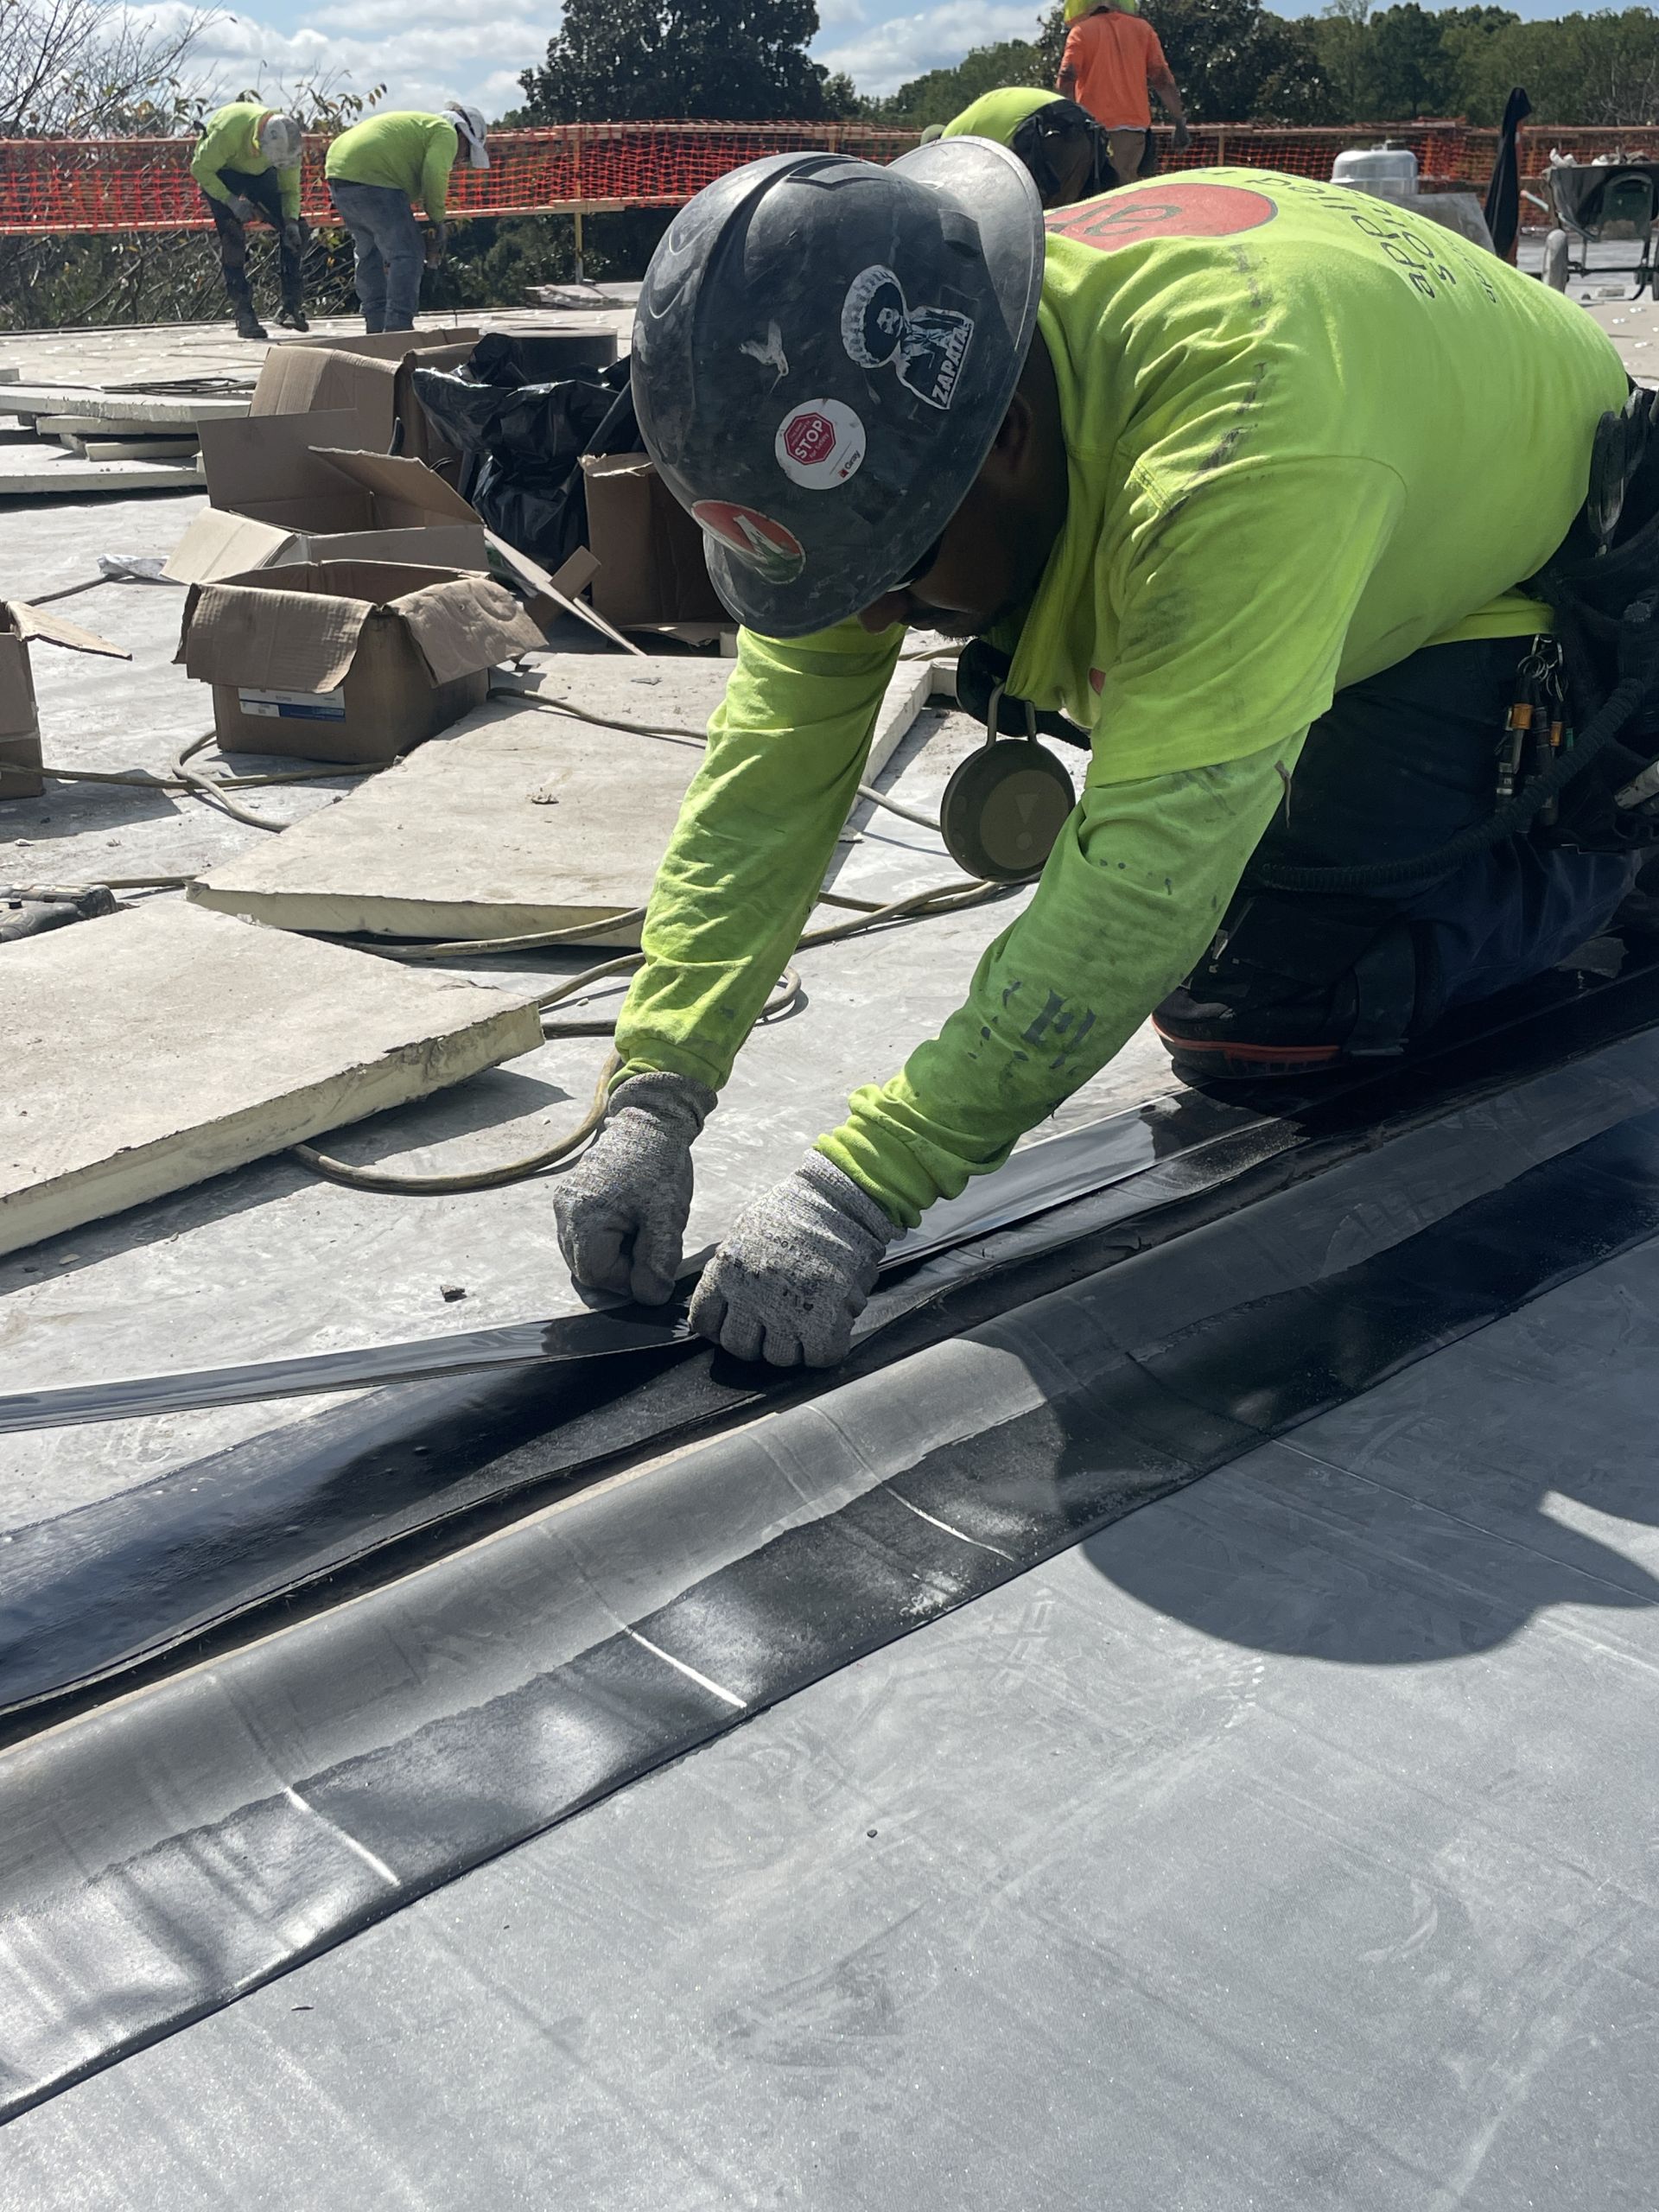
[447, 101, 490, 170]
[257, 113, 304, 168]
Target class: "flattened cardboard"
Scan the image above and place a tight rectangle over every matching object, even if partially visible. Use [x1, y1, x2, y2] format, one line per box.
[176, 560, 546, 766]
[251, 330, 480, 467]
[0, 601, 128, 803]
[580, 454, 725, 630]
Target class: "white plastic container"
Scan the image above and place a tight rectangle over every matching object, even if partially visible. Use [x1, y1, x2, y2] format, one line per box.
[1332, 143, 1421, 206]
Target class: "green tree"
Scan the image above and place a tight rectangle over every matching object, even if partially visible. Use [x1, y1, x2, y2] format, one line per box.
[1130, 0, 1333, 122]
[878, 37, 1049, 127]
[520, 0, 836, 124]
[1447, 8, 1659, 126]
[1311, 2, 1516, 120]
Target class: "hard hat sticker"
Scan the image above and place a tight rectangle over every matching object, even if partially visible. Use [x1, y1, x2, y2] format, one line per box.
[841, 264, 974, 411]
[692, 500, 806, 585]
[1046, 181, 1277, 251]
[774, 397, 867, 489]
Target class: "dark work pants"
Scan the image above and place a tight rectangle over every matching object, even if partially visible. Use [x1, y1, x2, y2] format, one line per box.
[1173, 637, 1637, 1052]
[206, 166, 302, 316]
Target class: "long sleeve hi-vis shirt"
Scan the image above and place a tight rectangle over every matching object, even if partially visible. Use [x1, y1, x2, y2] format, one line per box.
[191, 103, 302, 218]
[615, 170, 1627, 1230]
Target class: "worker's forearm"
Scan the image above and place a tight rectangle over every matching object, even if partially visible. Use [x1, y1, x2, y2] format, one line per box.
[817, 738, 1300, 1227]
[1057, 66, 1077, 99]
[1152, 73, 1185, 121]
[614, 621, 905, 1094]
[279, 165, 302, 218]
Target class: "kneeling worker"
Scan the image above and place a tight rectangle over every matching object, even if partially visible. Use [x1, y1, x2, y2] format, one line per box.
[938, 88, 1116, 207]
[191, 103, 308, 340]
[556, 149, 1636, 1368]
[325, 102, 489, 334]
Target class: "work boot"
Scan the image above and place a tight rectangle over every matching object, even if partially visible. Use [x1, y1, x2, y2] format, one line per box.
[276, 306, 309, 334]
[1153, 983, 1353, 1084]
[234, 309, 269, 340]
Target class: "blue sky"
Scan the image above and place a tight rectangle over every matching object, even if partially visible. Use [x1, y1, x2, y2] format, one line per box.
[143, 0, 1583, 117]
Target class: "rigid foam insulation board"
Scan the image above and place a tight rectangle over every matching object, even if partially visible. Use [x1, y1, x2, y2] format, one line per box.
[0, 445, 201, 494]
[188, 657, 948, 945]
[0, 900, 543, 1258]
[0, 386, 250, 425]
[72, 437, 202, 461]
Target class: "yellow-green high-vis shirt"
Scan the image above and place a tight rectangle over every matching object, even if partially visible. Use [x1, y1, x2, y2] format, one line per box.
[191, 103, 301, 218]
[615, 169, 1627, 1227]
[325, 111, 460, 222]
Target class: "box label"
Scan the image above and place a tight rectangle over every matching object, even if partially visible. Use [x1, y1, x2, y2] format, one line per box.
[237, 686, 347, 721]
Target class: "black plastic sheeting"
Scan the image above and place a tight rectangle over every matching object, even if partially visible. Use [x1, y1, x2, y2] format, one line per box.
[4, 1097, 1659, 2122]
[9, 961, 1659, 1729]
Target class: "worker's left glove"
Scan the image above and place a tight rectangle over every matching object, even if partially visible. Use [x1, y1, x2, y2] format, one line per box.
[226, 194, 258, 222]
[690, 1154, 898, 1369]
[282, 218, 307, 254]
[1173, 121, 1192, 151]
[424, 222, 448, 266]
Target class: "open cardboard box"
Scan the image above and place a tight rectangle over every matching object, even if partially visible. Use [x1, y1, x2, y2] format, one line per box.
[175, 558, 547, 765]
[580, 454, 728, 634]
[168, 409, 641, 655]
[251, 327, 481, 468]
[168, 410, 490, 585]
[0, 601, 128, 803]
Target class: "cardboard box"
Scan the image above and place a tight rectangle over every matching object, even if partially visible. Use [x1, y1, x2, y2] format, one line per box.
[580, 454, 728, 632]
[0, 601, 128, 802]
[175, 560, 547, 766]
[168, 413, 491, 585]
[251, 329, 481, 468]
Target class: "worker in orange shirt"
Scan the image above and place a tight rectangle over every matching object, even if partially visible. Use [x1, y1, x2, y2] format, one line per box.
[1057, 0, 1191, 187]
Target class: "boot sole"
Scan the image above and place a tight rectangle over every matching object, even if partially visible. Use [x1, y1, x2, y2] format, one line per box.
[1153, 1025, 1346, 1083]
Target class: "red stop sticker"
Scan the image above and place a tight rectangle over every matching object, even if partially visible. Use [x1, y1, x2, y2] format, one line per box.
[692, 500, 806, 585]
[1047, 181, 1277, 251]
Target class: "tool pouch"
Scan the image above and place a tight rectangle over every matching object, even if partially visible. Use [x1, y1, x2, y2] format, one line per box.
[1530, 384, 1659, 851]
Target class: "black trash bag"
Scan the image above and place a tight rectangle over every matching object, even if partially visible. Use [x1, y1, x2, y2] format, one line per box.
[411, 353, 638, 570]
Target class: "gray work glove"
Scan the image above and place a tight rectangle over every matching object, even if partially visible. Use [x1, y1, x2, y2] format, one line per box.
[282, 218, 306, 253]
[226, 194, 258, 222]
[556, 1069, 715, 1306]
[690, 1154, 897, 1369]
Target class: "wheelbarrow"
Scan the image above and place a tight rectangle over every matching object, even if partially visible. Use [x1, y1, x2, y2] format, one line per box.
[1538, 159, 1659, 298]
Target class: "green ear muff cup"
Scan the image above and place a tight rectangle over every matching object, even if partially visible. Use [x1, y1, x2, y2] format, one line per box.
[939, 739, 1077, 882]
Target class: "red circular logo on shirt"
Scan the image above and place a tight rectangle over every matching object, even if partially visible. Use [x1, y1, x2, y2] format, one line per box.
[692, 499, 806, 584]
[1046, 181, 1277, 251]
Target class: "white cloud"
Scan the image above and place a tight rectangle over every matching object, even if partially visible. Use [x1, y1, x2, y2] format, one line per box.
[817, 0, 865, 26]
[815, 0, 1046, 92]
[122, 0, 549, 113]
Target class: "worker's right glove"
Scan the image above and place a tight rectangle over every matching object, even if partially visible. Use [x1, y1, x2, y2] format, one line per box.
[555, 1068, 716, 1306]
[424, 222, 448, 266]
[282, 218, 307, 255]
[226, 194, 258, 222]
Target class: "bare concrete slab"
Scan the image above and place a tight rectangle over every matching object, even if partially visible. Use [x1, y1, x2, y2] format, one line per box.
[188, 657, 944, 944]
[0, 900, 542, 1257]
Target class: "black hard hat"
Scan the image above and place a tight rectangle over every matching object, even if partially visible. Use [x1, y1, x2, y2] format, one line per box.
[632, 141, 1045, 638]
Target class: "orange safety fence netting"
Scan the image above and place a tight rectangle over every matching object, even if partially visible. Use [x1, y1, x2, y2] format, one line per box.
[3, 118, 1657, 235]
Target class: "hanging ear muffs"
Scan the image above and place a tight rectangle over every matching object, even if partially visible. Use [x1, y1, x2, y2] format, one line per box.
[938, 682, 1077, 881]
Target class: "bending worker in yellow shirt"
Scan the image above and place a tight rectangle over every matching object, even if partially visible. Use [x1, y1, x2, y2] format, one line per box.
[191, 103, 307, 340]
[556, 146, 1648, 1368]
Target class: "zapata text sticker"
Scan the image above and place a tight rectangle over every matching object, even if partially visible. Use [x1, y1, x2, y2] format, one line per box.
[842, 264, 974, 410]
